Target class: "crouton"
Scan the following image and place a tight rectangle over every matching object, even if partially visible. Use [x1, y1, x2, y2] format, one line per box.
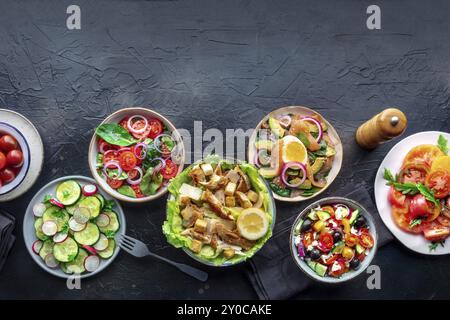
[223, 248, 235, 259]
[246, 190, 259, 203]
[200, 163, 214, 176]
[235, 191, 252, 209]
[225, 182, 237, 196]
[190, 239, 203, 253]
[225, 196, 236, 207]
[194, 219, 208, 233]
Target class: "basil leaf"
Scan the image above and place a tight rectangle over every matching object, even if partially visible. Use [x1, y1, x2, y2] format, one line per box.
[269, 182, 291, 197]
[417, 183, 439, 206]
[96, 124, 137, 146]
[117, 185, 136, 198]
[437, 134, 449, 154]
[140, 168, 163, 196]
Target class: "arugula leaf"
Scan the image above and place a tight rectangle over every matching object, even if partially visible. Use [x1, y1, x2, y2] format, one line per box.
[437, 134, 449, 154]
[417, 183, 439, 206]
[409, 219, 422, 228]
[95, 123, 138, 146]
[383, 168, 396, 183]
[429, 240, 445, 252]
[140, 168, 163, 196]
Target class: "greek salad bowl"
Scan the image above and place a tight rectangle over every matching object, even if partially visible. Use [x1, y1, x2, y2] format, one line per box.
[0, 122, 31, 196]
[163, 155, 276, 267]
[290, 197, 377, 284]
[88, 107, 185, 203]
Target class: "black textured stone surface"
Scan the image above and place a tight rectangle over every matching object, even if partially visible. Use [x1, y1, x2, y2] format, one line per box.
[0, 0, 449, 299]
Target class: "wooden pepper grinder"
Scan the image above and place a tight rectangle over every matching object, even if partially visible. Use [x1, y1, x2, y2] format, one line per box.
[356, 108, 407, 149]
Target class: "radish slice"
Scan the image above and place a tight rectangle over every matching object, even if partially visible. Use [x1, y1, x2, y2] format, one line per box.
[49, 198, 64, 209]
[82, 184, 98, 196]
[42, 221, 57, 236]
[53, 232, 68, 243]
[32, 240, 43, 255]
[73, 207, 90, 224]
[83, 245, 97, 256]
[93, 234, 109, 251]
[95, 213, 110, 228]
[33, 203, 46, 217]
[44, 253, 59, 268]
[69, 217, 86, 232]
[84, 255, 100, 272]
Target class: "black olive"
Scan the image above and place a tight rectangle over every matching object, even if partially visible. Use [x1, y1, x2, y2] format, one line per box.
[332, 230, 342, 242]
[349, 258, 360, 270]
[353, 216, 366, 228]
[300, 219, 312, 232]
[310, 248, 321, 260]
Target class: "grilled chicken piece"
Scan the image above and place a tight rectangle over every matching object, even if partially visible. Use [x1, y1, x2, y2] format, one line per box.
[289, 116, 320, 151]
[235, 166, 251, 192]
[205, 218, 236, 234]
[216, 224, 254, 251]
[214, 189, 225, 205]
[181, 228, 211, 244]
[225, 169, 240, 184]
[202, 189, 234, 220]
[199, 174, 224, 190]
[210, 234, 219, 250]
[235, 191, 253, 209]
[189, 166, 206, 184]
[181, 204, 204, 228]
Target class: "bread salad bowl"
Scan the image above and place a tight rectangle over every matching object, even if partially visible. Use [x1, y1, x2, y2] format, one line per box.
[248, 106, 343, 202]
[88, 107, 185, 203]
[163, 156, 276, 266]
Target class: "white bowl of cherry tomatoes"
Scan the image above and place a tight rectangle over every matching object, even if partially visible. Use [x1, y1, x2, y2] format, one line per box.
[0, 123, 30, 195]
[88, 107, 185, 203]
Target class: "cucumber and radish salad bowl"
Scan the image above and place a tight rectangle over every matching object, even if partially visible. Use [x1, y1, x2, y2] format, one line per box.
[88, 107, 185, 203]
[23, 176, 126, 279]
[248, 106, 343, 202]
[290, 197, 377, 283]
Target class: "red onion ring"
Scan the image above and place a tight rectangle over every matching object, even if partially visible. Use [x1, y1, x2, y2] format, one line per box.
[127, 115, 148, 134]
[301, 117, 323, 142]
[281, 162, 307, 188]
[152, 157, 166, 173]
[103, 149, 117, 158]
[277, 114, 292, 128]
[154, 134, 174, 155]
[126, 167, 143, 185]
[133, 142, 148, 160]
[98, 141, 108, 154]
[118, 147, 131, 153]
[103, 160, 122, 179]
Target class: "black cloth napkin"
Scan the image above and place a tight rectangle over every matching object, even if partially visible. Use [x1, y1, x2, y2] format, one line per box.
[0, 209, 16, 273]
[247, 183, 394, 300]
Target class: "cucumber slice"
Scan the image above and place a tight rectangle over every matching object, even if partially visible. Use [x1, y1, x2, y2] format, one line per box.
[77, 196, 102, 219]
[39, 240, 54, 260]
[332, 241, 345, 254]
[94, 193, 105, 209]
[98, 211, 120, 234]
[56, 180, 82, 206]
[315, 263, 328, 277]
[307, 210, 318, 221]
[316, 210, 331, 221]
[98, 238, 116, 259]
[34, 218, 49, 241]
[63, 249, 88, 274]
[307, 260, 317, 271]
[349, 209, 360, 225]
[74, 222, 100, 246]
[355, 243, 365, 255]
[42, 206, 69, 232]
[53, 237, 79, 262]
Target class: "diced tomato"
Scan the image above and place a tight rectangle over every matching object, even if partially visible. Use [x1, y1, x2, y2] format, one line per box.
[388, 186, 406, 207]
[426, 170, 450, 199]
[359, 232, 375, 249]
[119, 151, 137, 171]
[423, 223, 450, 242]
[131, 184, 144, 198]
[302, 231, 314, 248]
[160, 159, 178, 180]
[328, 260, 346, 277]
[318, 233, 334, 252]
[344, 233, 359, 247]
[107, 178, 123, 189]
[147, 118, 163, 139]
[322, 254, 338, 266]
[356, 252, 366, 262]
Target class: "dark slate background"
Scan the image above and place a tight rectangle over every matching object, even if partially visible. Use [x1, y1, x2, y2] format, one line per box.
[0, 0, 449, 299]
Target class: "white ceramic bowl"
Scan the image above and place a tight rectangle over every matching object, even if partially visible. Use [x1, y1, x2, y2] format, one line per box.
[88, 107, 185, 203]
[0, 122, 31, 195]
[248, 106, 343, 202]
[23, 175, 126, 279]
[290, 197, 378, 284]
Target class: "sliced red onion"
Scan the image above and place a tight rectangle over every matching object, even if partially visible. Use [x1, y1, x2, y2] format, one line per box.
[277, 114, 292, 128]
[301, 117, 323, 142]
[126, 166, 143, 185]
[98, 141, 108, 154]
[154, 134, 173, 155]
[127, 115, 148, 134]
[297, 242, 305, 258]
[103, 149, 117, 158]
[117, 147, 131, 153]
[281, 162, 307, 188]
[333, 204, 352, 219]
[103, 160, 122, 179]
[152, 157, 166, 173]
[133, 142, 148, 160]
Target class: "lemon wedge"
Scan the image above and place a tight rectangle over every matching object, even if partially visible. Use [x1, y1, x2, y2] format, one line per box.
[237, 208, 269, 241]
[281, 135, 308, 164]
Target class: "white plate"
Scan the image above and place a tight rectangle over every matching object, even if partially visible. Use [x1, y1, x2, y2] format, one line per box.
[0, 109, 44, 202]
[23, 175, 126, 279]
[374, 131, 450, 255]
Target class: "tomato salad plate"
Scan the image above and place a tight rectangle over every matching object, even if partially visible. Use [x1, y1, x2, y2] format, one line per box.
[88, 107, 185, 203]
[23, 176, 126, 278]
[374, 131, 450, 255]
[248, 106, 343, 202]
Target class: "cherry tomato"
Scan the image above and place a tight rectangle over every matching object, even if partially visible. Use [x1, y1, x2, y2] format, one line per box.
[0, 168, 16, 184]
[426, 170, 450, 199]
[341, 246, 355, 260]
[130, 119, 152, 140]
[147, 118, 163, 139]
[328, 260, 346, 277]
[388, 186, 406, 207]
[0, 135, 18, 152]
[302, 231, 314, 248]
[119, 117, 129, 130]
[160, 159, 178, 180]
[423, 223, 450, 242]
[344, 233, 359, 247]
[6, 149, 23, 167]
[359, 232, 375, 249]
[0, 152, 5, 170]
[119, 151, 137, 171]
[107, 178, 123, 189]
[322, 254, 338, 266]
[127, 168, 140, 180]
[356, 252, 366, 262]
[131, 145, 145, 165]
[98, 139, 115, 154]
[103, 150, 119, 164]
[318, 233, 334, 252]
[131, 184, 144, 198]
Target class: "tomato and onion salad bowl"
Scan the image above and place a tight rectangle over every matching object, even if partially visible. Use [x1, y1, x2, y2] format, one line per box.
[88, 107, 185, 203]
[290, 197, 378, 284]
[0, 122, 30, 196]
